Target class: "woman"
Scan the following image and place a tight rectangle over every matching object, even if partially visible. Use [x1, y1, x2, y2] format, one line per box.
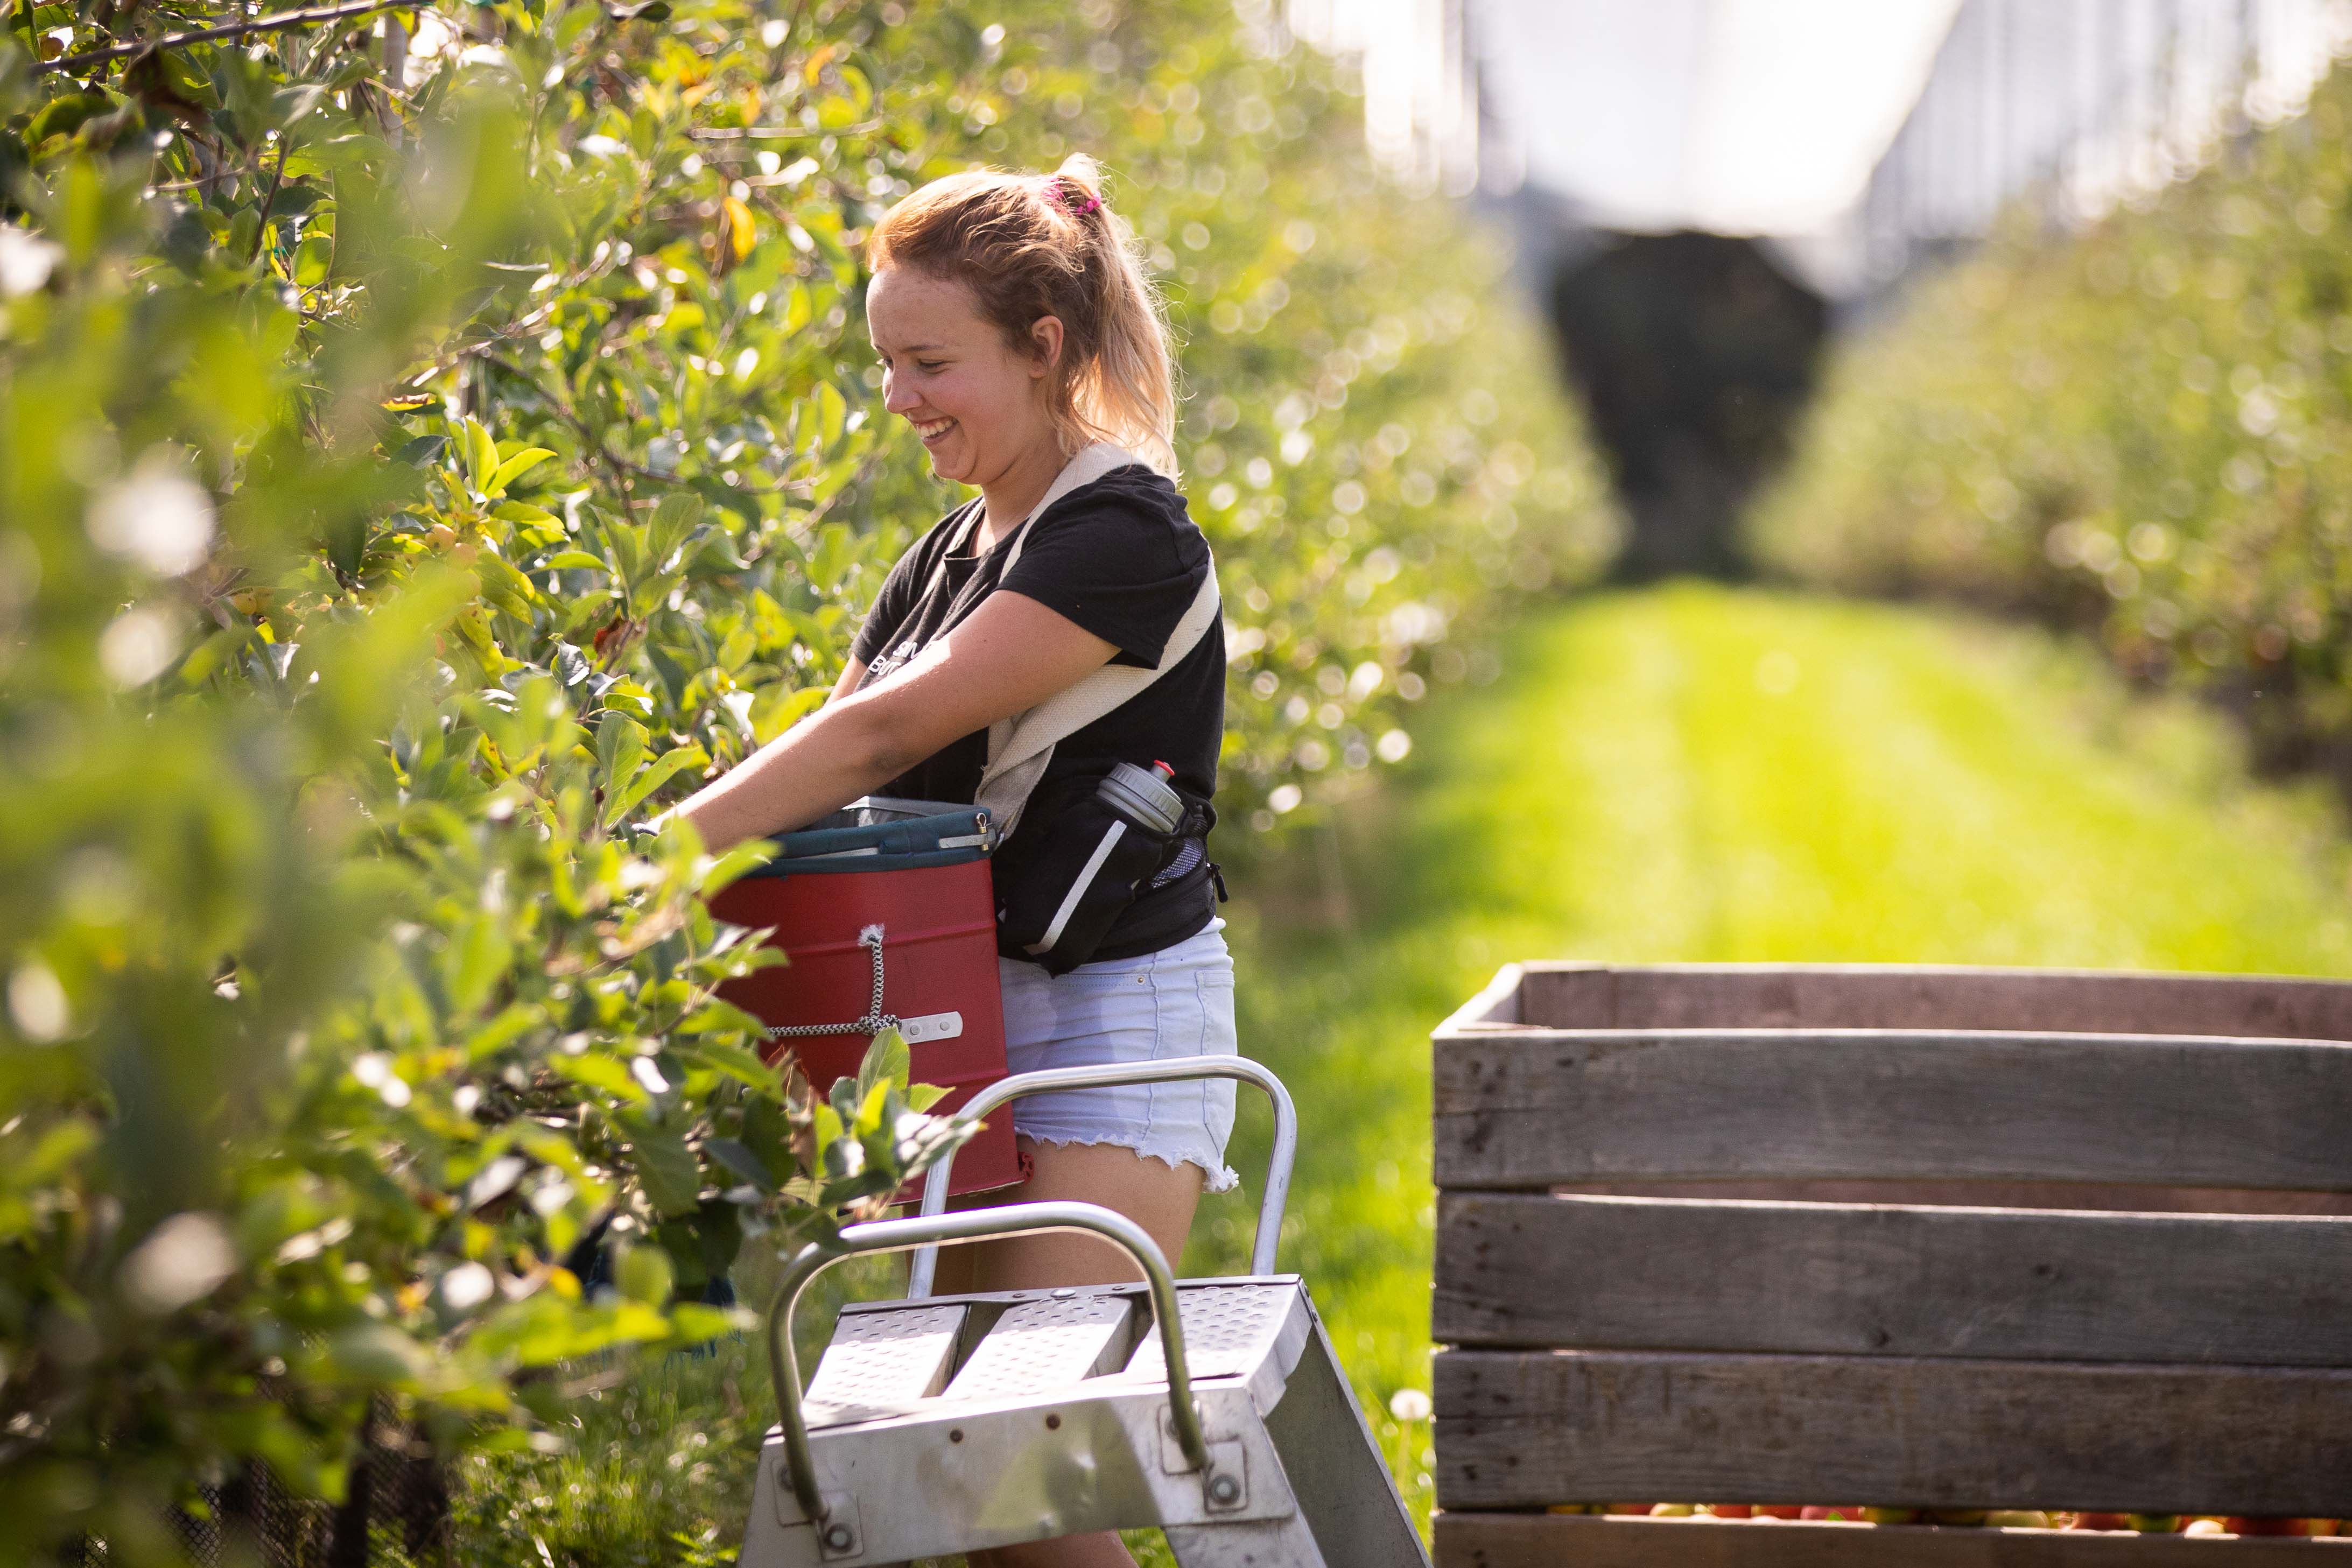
[668, 156, 1231, 1568]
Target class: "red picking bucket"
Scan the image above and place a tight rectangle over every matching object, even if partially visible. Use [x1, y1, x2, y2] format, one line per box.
[707, 798, 1021, 1199]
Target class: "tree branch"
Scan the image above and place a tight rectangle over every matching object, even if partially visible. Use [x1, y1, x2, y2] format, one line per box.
[39, 0, 422, 75]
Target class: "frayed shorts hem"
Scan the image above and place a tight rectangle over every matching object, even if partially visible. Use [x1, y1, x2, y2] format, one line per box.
[1017, 1130, 1242, 1196]
[998, 921, 1242, 1201]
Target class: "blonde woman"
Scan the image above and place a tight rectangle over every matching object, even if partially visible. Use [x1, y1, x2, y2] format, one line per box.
[669, 158, 1232, 1568]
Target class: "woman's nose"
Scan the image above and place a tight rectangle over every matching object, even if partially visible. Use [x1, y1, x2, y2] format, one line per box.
[882, 373, 919, 414]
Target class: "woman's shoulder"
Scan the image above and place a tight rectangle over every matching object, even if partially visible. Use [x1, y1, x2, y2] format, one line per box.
[1040, 463, 1208, 568]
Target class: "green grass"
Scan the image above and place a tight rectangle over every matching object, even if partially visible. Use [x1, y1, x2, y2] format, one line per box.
[460, 583, 2352, 1564]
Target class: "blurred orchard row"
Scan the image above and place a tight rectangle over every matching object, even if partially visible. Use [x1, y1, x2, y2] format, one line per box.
[0, 0, 1610, 1554]
[1757, 61, 2352, 780]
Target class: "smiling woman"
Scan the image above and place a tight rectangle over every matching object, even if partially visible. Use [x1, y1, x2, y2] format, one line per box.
[662, 157, 1235, 1568]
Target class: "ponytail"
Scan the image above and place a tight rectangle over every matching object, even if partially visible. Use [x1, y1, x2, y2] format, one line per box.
[867, 154, 1179, 476]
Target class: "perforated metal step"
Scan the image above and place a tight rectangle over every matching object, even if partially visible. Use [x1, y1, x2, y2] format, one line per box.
[743, 1277, 1426, 1568]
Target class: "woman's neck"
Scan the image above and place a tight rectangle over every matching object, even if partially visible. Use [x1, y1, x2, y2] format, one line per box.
[975, 439, 1071, 550]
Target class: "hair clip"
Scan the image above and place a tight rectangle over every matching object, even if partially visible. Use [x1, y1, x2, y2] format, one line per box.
[1051, 177, 1103, 217]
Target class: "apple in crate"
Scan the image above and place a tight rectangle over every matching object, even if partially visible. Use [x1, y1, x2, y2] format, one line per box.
[2067, 1513, 2130, 1530]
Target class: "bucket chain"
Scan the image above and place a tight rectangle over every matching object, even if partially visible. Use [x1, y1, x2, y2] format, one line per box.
[764, 924, 901, 1039]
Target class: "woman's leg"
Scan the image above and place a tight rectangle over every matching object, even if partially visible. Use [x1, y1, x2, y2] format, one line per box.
[940, 1139, 1206, 1568]
[938, 1137, 1204, 1292]
[938, 928, 1237, 1565]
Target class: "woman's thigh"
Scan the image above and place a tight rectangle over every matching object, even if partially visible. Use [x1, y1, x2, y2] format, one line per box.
[931, 925, 1237, 1294]
[933, 1137, 1203, 1294]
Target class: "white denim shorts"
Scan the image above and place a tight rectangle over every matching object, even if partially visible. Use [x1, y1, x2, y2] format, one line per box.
[997, 919, 1240, 1193]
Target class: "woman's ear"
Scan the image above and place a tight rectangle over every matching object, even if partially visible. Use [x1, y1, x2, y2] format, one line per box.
[1027, 315, 1066, 378]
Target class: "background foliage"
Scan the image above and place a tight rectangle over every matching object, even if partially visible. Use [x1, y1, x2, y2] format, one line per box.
[1754, 63, 2352, 779]
[1, 0, 1609, 1557]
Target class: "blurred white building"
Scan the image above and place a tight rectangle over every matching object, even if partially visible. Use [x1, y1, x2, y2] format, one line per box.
[1286, 0, 2352, 294]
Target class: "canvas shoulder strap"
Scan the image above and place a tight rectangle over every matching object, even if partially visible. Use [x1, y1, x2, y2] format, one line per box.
[974, 443, 1220, 841]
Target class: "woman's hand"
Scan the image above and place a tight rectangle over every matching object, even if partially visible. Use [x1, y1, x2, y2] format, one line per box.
[659, 590, 1118, 852]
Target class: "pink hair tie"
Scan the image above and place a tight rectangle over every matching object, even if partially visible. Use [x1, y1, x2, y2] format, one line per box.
[1050, 177, 1103, 217]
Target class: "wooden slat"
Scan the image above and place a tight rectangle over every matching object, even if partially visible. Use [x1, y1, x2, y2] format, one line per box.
[1431, 1030, 2352, 1192]
[1434, 1194, 2352, 1364]
[1547, 1179, 2352, 1217]
[1434, 1349, 2352, 1515]
[1436, 1514, 2352, 1568]
[1510, 964, 2352, 1040]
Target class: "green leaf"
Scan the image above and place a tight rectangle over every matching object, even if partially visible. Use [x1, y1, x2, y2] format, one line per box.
[622, 1114, 703, 1217]
[698, 839, 776, 894]
[905, 1084, 950, 1114]
[549, 1051, 650, 1105]
[543, 550, 608, 571]
[595, 711, 648, 796]
[463, 418, 499, 494]
[647, 491, 704, 570]
[702, 1136, 774, 1192]
[680, 1037, 776, 1091]
[323, 1323, 432, 1390]
[395, 433, 450, 467]
[615, 1240, 673, 1304]
[486, 447, 558, 497]
[665, 1303, 743, 1342]
[855, 1028, 909, 1103]
[465, 1003, 545, 1061]
[852, 1077, 890, 1136]
[445, 913, 515, 1015]
[602, 744, 703, 826]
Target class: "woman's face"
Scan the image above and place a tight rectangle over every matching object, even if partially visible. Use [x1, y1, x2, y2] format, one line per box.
[867, 267, 1062, 490]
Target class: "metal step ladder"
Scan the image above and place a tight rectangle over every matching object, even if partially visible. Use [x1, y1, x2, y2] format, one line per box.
[739, 1058, 1430, 1567]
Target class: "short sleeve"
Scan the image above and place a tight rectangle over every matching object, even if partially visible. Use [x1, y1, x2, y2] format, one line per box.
[850, 524, 941, 665]
[999, 485, 1210, 668]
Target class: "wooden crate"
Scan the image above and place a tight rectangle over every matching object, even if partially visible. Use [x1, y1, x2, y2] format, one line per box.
[1430, 963, 2352, 1563]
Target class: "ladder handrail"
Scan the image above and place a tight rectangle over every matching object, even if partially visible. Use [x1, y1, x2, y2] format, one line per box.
[764, 1201, 1214, 1529]
[905, 1056, 1299, 1299]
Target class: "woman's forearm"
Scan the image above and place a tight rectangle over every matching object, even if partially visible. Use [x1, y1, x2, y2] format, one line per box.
[658, 591, 1118, 854]
[664, 701, 908, 853]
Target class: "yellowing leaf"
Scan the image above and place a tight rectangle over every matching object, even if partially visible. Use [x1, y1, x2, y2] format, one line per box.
[721, 196, 756, 263]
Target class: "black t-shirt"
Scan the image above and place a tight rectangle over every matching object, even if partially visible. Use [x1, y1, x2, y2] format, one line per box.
[848, 462, 1224, 961]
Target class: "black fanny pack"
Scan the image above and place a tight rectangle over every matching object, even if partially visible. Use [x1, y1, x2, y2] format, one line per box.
[992, 769, 1217, 975]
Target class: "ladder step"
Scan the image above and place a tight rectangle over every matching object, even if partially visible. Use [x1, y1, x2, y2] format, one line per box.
[940, 1292, 1133, 1402]
[804, 1302, 967, 1425]
[1118, 1283, 1304, 1384]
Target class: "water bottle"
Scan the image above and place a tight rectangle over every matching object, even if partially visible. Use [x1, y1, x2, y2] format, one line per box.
[1097, 760, 1184, 834]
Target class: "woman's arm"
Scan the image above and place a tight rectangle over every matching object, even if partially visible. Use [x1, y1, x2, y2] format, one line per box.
[825, 657, 869, 706]
[662, 591, 1118, 853]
